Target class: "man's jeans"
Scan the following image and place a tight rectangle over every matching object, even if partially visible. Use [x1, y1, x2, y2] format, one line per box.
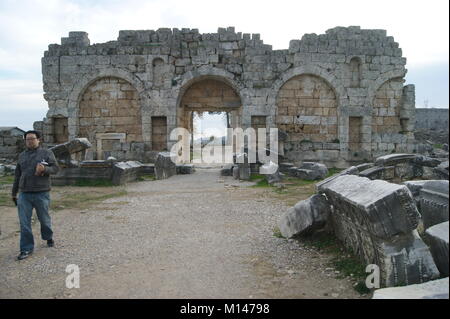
[17, 191, 53, 252]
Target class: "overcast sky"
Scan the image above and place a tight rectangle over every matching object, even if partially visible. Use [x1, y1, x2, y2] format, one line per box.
[0, 0, 448, 131]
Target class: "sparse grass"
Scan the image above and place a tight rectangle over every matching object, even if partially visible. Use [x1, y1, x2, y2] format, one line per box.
[433, 143, 443, 149]
[273, 226, 284, 238]
[51, 190, 127, 211]
[299, 231, 370, 295]
[137, 175, 156, 181]
[71, 179, 115, 187]
[326, 168, 343, 178]
[0, 175, 15, 185]
[0, 193, 14, 207]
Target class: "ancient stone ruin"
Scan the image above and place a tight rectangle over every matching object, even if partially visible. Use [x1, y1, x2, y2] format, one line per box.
[278, 152, 449, 295]
[35, 26, 421, 167]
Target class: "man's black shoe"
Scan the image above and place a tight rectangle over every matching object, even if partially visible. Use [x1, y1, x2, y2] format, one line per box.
[47, 239, 54, 247]
[17, 251, 33, 260]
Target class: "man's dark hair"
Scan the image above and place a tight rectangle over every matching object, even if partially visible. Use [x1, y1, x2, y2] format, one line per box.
[24, 130, 42, 139]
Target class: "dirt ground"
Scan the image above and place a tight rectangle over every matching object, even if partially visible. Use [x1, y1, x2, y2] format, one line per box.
[0, 169, 368, 299]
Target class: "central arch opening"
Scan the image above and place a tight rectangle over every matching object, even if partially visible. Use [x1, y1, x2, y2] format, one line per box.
[178, 78, 242, 163]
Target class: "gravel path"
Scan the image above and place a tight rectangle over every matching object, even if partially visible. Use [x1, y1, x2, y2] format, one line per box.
[0, 168, 364, 299]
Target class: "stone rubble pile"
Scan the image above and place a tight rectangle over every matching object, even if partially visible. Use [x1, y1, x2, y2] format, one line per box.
[277, 153, 449, 296]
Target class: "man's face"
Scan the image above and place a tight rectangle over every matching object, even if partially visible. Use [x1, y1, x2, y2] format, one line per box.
[25, 133, 40, 149]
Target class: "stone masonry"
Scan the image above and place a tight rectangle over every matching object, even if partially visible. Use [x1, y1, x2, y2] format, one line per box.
[37, 26, 418, 166]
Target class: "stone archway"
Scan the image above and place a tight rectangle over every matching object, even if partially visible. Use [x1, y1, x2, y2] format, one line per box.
[177, 78, 242, 133]
[275, 74, 338, 152]
[78, 76, 143, 159]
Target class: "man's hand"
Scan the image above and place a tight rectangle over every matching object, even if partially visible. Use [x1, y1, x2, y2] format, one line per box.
[12, 196, 17, 206]
[35, 163, 46, 176]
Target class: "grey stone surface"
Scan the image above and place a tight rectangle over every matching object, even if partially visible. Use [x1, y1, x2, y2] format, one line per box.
[112, 161, 143, 185]
[420, 180, 449, 230]
[356, 163, 374, 172]
[260, 161, 283, 184]
[38, 26, 422, 166]
[412, 155, 442, 167]
[154, 152, 177, 180]
[279, 194, 331, 238]
[433, 161, 449, 180]
[50, 138, 92, 158]
[374, 153, 416, 167]
[236, 153, 251, 181]
[232, 165, 240, 179]
[425, 221, 449, 277]
[319, 174, 439, 287]
[315, 165, 358, 193]
[372, 277, 449, 299]
[298, 162, 328, 179]
[177, 164, 195, 174]
[278, 162, 294, 173]
[220, 164, 233, 176]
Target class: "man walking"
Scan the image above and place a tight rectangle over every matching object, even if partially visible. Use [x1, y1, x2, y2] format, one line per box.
[11, 130, 59, 260]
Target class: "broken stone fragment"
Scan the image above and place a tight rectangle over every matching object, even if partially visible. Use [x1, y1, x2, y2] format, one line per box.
[298, 162, 328, 179]
[425, 221, 449, 277]
[433, 161, 449, 180]
[278, 194, 331, 238]
[374, 153, 416, 167]
[260, 161, 283, 184]
[372, 277, 449, 299]
[220, 164, 233, 176]
[319, 175, 439, 286]
[315, 166, 358, 193]
[176, 164, 195, 174]
[49, 138, 92, 159]
[154, 152, 177, 180]
[420, 180, 449, 230]
[112, 161, 143, 185]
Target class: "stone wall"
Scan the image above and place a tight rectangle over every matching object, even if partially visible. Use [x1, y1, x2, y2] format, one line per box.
[39, 26, 419, 165]
[415, 108, 449, 131]
[0, 131, 25, 160]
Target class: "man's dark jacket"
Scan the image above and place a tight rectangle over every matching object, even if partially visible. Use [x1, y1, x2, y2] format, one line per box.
[12, 147, 60, 196]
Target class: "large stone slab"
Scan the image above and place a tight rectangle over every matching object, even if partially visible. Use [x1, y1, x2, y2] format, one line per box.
[374, 153, 416, 166]
[319, 174, 439, 287]
[112, 161, 143, 185]
[154, 152, 177, 180]
[278, 194, 331, 238]
[49, 138, 92, 166]
[372, 277, 449, 299]
[315, 166, 358, 193]
[425, 221, 449, 277]
[420, 180, 449, 230]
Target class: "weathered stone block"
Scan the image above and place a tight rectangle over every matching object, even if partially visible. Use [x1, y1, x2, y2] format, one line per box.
[220, 164, 233, 176]
[279, 194, 331, 238]
[319, 175, 438, 286]
[420, 180, 449, 230]
[154, 152, 177, 180]
[260, 161, 282, 184]
[372, 277, 449, 299]
[176, 164, 195, 174]
[374, 153, 416, 166]
[299, 162, 328, 179]
[112, 161, 143, 185]
[425, 221, 449, 277]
